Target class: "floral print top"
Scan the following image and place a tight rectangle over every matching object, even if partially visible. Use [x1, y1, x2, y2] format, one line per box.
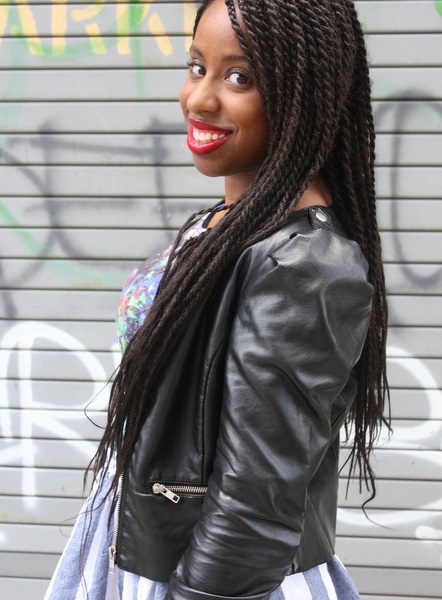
[116, 214, 209, 352]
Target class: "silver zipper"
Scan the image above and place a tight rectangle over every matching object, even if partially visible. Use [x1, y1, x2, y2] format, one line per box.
[152, 482, 208, 503]
[109, 472, 124, 574]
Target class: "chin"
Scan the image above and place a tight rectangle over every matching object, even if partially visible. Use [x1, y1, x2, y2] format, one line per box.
[192, 159, 227, 179]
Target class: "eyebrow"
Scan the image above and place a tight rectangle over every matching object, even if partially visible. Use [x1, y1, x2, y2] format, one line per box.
[190, 44, 248, 63]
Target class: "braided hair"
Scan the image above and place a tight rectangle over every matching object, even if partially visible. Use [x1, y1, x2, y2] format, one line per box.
[91, 0, 389, 499]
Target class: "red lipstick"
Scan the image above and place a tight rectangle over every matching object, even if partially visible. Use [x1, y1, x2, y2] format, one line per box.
[188, 118, 228, 133]
[187, 118, 232, 155]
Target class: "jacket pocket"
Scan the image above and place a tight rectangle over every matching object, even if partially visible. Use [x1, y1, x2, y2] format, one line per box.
[151, 482, 208, 504]
[119, 481, 207, 581]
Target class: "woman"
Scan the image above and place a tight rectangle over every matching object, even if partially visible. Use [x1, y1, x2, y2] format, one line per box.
[45, 1, 389, 598]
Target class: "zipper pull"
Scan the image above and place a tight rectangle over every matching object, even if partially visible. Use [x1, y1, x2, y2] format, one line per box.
[152, 483, 180, 503]
[109, 545, 117, 574]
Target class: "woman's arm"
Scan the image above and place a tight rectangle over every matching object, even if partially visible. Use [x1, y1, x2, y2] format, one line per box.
[168, 227, 373, 600]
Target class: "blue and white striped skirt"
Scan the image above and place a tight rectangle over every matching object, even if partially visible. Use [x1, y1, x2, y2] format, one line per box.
[44, 470, 360, 600]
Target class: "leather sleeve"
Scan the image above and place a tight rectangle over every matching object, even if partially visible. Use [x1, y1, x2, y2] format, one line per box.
[167, 227, 373, 600]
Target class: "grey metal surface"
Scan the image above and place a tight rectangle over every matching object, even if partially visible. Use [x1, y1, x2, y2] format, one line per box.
[1, 1, 441, 598]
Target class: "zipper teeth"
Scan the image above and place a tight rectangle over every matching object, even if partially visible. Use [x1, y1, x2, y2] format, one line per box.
[166, 484, 208, 494]
[108, 471, 124, 573]
[111, 472, 124, 548]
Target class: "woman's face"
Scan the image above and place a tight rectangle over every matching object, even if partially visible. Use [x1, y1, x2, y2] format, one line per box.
[179, 0, 268, 201]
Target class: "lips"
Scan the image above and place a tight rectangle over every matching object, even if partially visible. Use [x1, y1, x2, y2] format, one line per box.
[187, 118, 232, 155]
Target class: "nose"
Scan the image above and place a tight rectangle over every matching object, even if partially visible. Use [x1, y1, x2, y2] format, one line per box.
[181, 76, 221, 116]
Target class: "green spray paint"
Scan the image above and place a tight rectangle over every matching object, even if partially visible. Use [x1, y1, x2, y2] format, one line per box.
[434, 1, 442, 17]
[0, 202, 125, 286]
[0, 1, 176, 271]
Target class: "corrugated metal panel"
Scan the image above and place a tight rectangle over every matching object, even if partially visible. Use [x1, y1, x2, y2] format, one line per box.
[0, 1, 441, 598]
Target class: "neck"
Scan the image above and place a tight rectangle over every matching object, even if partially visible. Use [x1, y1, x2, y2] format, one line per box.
[224, 170, 260, 205]
[295, 175, 333, 210]
[208, 174, 332, 229]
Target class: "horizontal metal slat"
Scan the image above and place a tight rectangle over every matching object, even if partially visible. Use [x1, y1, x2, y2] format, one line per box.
[0, 228, 175, 259]
[2, 259, 440, 294]
[0, 577, 49, 600]
[356, 1, 442, 33]
[2, 228, 441, 263]
[336, 537, 442, 569]
[2, 408, 107, 440]
[0, 495, 84, 525]
[0, 3, 195, 37]
[378, 199, 442, 231]
[0, 438, 98, 469]
[387, 327, 442, 357]
[0, 466, 86, 497]
[0, 196, 208, 228]
[2, 68, 442, 101]
[1, 133, 441, 166]
[1, 292, 440, 325]
[1, 197, 441, 231]
[336, 508, 442, 540]
[348, 566, 442, 597]
[339, 479, 442, 510]
[2, 320, 441, 359]
[1, 1, 441, 35]
[3, 34, 442, 69]
[1, 101, 440, 134]
[0, 523, 73, 553]
[0, 552, 58, 580]
[340, 447, 442, 481]
[0, 165, 440, 198]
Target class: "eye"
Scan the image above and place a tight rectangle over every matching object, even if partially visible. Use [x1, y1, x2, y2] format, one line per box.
[186, 59, 205, 77]
[226, 70, 250, 86]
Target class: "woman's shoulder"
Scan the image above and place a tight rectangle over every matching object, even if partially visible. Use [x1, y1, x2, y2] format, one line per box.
[228, 206, 373, 332]
[245, 206, 369, 280]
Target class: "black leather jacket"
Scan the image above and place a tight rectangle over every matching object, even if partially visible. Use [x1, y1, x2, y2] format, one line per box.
[116, 206, 373, 600]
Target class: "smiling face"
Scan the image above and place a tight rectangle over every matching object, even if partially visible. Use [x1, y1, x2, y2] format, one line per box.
[179, 0, 268, 203]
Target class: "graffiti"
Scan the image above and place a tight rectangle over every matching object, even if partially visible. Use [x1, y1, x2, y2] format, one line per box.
[0, 320, 119, 527]
[0, 1, 197, 57]
[1, 321, 441, 542]
[0, 321, 115, 451]
[0, 118, 191, 321]
[0, 1, 198, 106]
[373, 100, 442, 291]
[337, 343, 442, 546]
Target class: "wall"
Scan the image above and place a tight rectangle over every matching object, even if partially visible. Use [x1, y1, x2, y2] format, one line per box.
[0, 1, 441, 598]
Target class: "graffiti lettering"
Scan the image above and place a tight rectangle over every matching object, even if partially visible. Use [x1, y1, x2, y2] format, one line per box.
[0, 1, 44, 56]
[0, 0, 193, 57]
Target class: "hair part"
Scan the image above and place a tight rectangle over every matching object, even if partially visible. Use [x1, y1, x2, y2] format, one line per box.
[90, 0, 389, 502]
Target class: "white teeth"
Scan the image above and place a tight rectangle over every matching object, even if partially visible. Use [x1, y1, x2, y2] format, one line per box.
[193, 127, 226, 143]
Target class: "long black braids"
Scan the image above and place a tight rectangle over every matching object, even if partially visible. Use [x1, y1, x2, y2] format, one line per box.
[90, 0, 389, 501]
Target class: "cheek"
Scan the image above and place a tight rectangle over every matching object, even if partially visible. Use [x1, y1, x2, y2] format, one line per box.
[242, 95, 267, 136]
